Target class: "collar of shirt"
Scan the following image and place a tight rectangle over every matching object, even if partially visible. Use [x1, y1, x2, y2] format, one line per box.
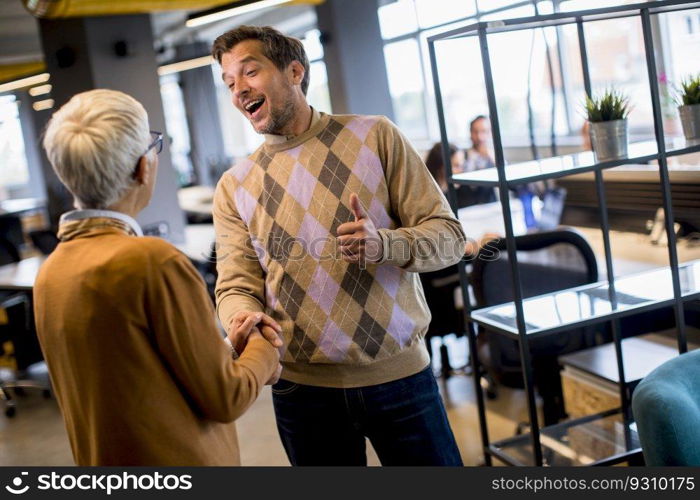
[59, 209, 143, 237]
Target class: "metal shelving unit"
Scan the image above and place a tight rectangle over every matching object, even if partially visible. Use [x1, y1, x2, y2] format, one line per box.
[427, 0, 700, 466]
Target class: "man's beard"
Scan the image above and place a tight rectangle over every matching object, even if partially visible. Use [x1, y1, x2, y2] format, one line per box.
[256, 94, 296, 135]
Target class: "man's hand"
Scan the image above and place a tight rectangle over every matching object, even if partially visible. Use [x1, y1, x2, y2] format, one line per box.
[227, 311, 283, 355]
[336, 193, 383, 265]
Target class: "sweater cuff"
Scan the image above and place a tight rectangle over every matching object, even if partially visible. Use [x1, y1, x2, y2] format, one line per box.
[217, 295, 265, 332]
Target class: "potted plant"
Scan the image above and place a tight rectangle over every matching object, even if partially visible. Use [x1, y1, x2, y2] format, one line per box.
[678, 74, 700, 144]
[584, 89, 631, 162]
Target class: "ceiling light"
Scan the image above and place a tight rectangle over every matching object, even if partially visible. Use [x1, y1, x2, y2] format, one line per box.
[158, 56, 213, 76]
[186, 0, 293, 28]
[33, 98, 54, 111]
[29, 84, 52, 97]
[0, 73, 50, 94]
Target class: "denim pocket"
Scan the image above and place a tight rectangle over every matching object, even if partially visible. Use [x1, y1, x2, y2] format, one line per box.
[271, 379, 300, 396]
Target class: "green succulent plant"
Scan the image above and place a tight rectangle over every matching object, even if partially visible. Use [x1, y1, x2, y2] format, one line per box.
[584, 89, 631, 122]
[678, 74, 700, 106]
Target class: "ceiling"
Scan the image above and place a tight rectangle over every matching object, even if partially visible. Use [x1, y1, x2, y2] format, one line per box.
[0, 0, 317, 82]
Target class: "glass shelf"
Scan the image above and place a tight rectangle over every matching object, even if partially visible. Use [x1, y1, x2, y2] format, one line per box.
[489, 409, 640, 466]
[470, 260, 700, 337]
[451, 139, 700, 188]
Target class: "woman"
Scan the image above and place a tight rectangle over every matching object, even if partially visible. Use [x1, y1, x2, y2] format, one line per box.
[424, 142, 464, 193]
[35, 89, 281, 466]
[424, 142, 500, 256]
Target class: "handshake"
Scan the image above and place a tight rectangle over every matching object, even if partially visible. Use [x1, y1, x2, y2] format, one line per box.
[227, 311, 284, 385]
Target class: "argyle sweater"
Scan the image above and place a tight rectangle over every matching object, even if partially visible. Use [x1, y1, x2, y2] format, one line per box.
[213, 111, 466, 388]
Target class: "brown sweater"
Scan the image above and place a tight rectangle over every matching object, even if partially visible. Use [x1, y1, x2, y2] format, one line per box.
[214, 111, 466, 388]
[33, 217, 278, 465]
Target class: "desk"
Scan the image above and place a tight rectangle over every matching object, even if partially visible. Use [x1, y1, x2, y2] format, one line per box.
[0, 226, 215, 292]
[174, 224, 215, 263]
[0, 256, 45, 291]
[0, 198, 46, 217]
[458, 200, 526, 241]
[177, 186, 214, 223]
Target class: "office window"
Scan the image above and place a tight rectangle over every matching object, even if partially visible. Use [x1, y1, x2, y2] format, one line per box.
[159, 74, 195, 187]
[0, 95, 30, 192]
[379, 0, 670, 151]
[378, 0, 419, 40]
[379, 0, 565, 148]
[663, 11, 700, 82]
[384, 39, 429, 140]
[414, 0, 476, 29]
[422, 32, 486, 146]
[308, 60, 332, 114]
[302, 29, 333, 114]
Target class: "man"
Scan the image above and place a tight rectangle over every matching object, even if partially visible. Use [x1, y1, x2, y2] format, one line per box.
[457, 115, 497, 206]
[211, 26, 466, 466]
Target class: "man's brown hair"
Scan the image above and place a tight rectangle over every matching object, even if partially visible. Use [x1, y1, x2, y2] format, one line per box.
[212, 25, 310, 95]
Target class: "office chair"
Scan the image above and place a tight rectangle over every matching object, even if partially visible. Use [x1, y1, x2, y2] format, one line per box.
[632, 349, 700, 465]
[420, 265, 466, 378]
[0, 236, 21, 266]
[470, 228, 603, 426]
[28, 230, 59, 255]
[0, 216, 25, 255]
[0, 293, 51, 417]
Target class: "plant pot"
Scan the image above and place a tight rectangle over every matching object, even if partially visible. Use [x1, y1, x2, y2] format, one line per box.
[679, 103, 700, 145]
[589, 119, 628, 163]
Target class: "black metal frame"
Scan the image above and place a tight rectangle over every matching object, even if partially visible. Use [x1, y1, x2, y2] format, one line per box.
[427, 0, 700, 466]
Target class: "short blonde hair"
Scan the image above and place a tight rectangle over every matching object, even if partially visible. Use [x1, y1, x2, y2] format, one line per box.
[43, 89, 150, 209]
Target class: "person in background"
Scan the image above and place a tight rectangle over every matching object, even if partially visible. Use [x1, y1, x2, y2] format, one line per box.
[424, 142, 464, 193]
[35, 89, 282, 466]
[456, 115, 497, 206]
[424, 142, 500, 257]
[212, 25, 465, 466]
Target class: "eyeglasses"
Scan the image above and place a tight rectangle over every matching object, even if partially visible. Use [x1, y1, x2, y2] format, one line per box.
[146, 130, 163, 155]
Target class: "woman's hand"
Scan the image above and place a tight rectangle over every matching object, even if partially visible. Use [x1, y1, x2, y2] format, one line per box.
[246, 329, 282, 385]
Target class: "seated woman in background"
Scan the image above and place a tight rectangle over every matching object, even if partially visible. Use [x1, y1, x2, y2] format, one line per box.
[424, 142, 500, 257]
[35, 89, 282, 466]
[425, 142, 469, 205]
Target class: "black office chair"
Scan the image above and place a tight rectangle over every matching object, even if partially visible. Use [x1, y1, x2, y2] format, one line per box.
[0, 237, 21, 266]
[28, 230, 59, 255]
[0, 216, 25, 255]
[0, 293, 51, 417]
[470, 228, 605, 426]
[420, 265, 466, 378]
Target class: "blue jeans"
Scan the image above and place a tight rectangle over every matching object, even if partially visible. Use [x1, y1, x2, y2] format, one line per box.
[271, 366, 463, 466]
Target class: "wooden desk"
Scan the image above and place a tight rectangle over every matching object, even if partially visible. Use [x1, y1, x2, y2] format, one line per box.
[0, 256, 46, 291]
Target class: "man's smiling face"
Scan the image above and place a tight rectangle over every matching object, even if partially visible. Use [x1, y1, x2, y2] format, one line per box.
[221, 39, 297, 135]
